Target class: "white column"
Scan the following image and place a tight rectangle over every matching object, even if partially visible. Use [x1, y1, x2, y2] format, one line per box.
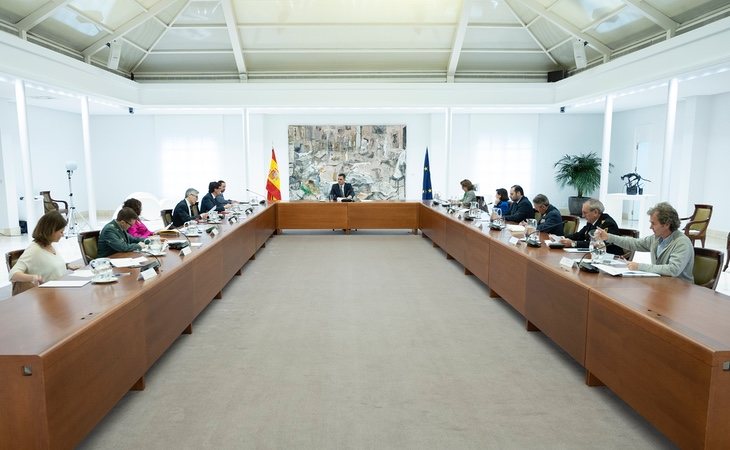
[661, 78, 678, 201]
[599, 95, 614, 203]
[444, 107, 452, 198]
[80, 96, 97, 227]
[15, 79, 36, 228]
[243, 108, 250, 202]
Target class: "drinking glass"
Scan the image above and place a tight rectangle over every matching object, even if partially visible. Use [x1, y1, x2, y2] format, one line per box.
[90, 258, 113, 282]
[525, 218, 537, 237]
[149, 236, 163, 253]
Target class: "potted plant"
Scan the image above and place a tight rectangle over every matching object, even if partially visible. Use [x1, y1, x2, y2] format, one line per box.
[554, 152, 610, 215]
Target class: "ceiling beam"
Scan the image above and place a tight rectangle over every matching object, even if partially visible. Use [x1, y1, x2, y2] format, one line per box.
[221, 0, 247, 80]
[621, 0, 678, 35]
[447, 0, 473, 82]
[16, 0, 71, 33]
[508, 0, 612, 56]
[81, 0, 179, 57]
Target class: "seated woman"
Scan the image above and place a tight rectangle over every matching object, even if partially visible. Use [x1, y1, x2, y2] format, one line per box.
[460, 179, 476, 206]
[9, 211, 69, 292]
[123, 198, 153, 238]
[493, 188, 510, 216]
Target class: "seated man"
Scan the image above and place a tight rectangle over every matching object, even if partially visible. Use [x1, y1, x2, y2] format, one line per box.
[329, 173, 354, 201]
[531, 194, 563, 235]
[502, 185, 533, 222]
[215, 180, 238, 209]
[594, 202, 694, 282]
[201, 181, 224, 213]
[561, 198, 622, 255]
[172, 188, 208, 227]
[97, 207, 146, 258]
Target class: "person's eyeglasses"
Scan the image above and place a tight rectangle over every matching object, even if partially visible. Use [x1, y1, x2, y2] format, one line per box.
[123, 220, 133, 227]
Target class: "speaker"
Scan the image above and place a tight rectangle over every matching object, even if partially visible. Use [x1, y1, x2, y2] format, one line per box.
[547, 70, 565, 82]
[573, 40, 587, 69]
[107, 40, 122, 70]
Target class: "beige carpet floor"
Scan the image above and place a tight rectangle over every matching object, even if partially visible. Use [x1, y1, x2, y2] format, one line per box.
[79, 232, 675, 449]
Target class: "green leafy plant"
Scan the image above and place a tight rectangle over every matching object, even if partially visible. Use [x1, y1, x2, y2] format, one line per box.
[553, 152, 610, 197]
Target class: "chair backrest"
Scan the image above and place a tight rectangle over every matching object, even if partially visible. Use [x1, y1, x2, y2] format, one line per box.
[684, 204, 713, 234]
[725, 231, 730, 272]
[617, 228, 640, 261]
[6, 249, 34, 295]
[561, 215, 579, 236]
[40, 190, 59, 214]
[161, 209, 173, 227]
[693, 247, 724, 290]
[77, 230, 101, 265]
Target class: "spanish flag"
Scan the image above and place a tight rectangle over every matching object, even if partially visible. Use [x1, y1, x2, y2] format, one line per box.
[266, 148, 282, 202]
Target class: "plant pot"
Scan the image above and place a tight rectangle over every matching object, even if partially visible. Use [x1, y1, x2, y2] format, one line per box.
[568, 196, 587, 216]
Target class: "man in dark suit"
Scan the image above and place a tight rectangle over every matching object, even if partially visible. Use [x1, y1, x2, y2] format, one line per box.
[561, 198, 623, 255]
[503, 185, 534, 222]
[172, 188, 208, 227]
[201, 181, 224, 213]
[329, 173, 355, 201]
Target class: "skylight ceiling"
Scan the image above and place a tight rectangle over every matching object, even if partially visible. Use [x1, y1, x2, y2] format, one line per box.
[0, 0, 728, 83]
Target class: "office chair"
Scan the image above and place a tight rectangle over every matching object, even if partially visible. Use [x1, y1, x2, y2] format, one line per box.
[5, 249, 33, 295]
[161, 209, 173, 227]
[617, 228, 640, 261]
[693, 247, 724, 291]
[40, 190, 68, 216]
[681, 204, 712, 248]
[77, 230, 101, 265]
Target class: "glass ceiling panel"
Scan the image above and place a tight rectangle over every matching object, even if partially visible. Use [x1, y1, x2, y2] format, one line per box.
[587, 11, 662, 49]
[37, 7, 106, 49]
[470, 0, 523, 24]
[551, 0, 625, 30]
[234, 0, 462, 24]
[457, 51, 557, 72]
[239, 25, 453, 50]
[0, 0, 49, 23]
[645, 0, 728, 21]
[69, 0, 144, 30]
[174, 1, 225, 25]
[155, 28, 233, 51]
[125, 19, 166, 49]
[244, 51, 449, 72]
[463, 28, 543, 50]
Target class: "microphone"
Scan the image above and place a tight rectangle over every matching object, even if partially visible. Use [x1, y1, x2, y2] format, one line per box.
[168, 232, 191, 250]
[138, 250, 162, 273]
[577, 251, 599, 273]
[246, 189, 267, 205]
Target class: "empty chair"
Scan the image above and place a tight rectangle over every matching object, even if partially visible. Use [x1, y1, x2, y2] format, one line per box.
[161, 209, 173, 227]
[693, 247, 724, 290]
[40, 191, 68, 216]
[5, 249, 33, 295]
[77, 230, 100, 265]
[617, 228, 640, 261]
[561, 215, 580, 236]
[681, 204, 713, 247]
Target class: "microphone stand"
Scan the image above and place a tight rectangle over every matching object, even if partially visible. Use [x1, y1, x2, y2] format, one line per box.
[65, 169, 78, 238]
[245, 188, 267, 205]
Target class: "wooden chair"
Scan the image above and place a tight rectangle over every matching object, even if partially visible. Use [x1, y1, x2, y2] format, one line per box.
[40, 190, 68, 215]
[161, 209, 173, 227]
[5, 249, 33, 295]
[77, 230, 101, 265]
[681, 204, 712, 248]
[725, 231, 729, 272]
[693, 247, 724, 290]
[561, 215, 580, 236]
[617, 228, 640, 261]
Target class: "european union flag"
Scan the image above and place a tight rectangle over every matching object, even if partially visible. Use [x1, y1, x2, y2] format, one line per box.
[422, 147, 433, 200]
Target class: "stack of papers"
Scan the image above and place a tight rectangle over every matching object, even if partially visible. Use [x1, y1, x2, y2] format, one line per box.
[592, 264, 660, 277]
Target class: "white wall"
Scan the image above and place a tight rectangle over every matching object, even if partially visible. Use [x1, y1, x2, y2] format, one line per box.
[703, 92, 730, 233]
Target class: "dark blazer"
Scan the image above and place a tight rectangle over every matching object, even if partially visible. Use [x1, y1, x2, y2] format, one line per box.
[200, 193, 224, 212]
[172, 199, 201, 227]
[97, 220, 144, 258]
[329, 182, 354, 200]
[504, 197, 534, 223]
[536, 204, 564, 235]
[566, 212, 623, 255]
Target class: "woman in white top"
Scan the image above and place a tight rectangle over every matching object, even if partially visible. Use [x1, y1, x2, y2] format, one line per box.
[9, 211, 69, 289]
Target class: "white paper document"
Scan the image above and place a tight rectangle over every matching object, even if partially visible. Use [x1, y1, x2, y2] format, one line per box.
[110, 257, 148, 268]
[40, 280, 91, 288]
[70, 270, 95, 278]
[592, 264, 660, 277]
[563, 248, 590, 253]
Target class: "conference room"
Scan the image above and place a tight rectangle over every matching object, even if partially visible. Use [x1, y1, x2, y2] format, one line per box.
[1, 1, 729, 448]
